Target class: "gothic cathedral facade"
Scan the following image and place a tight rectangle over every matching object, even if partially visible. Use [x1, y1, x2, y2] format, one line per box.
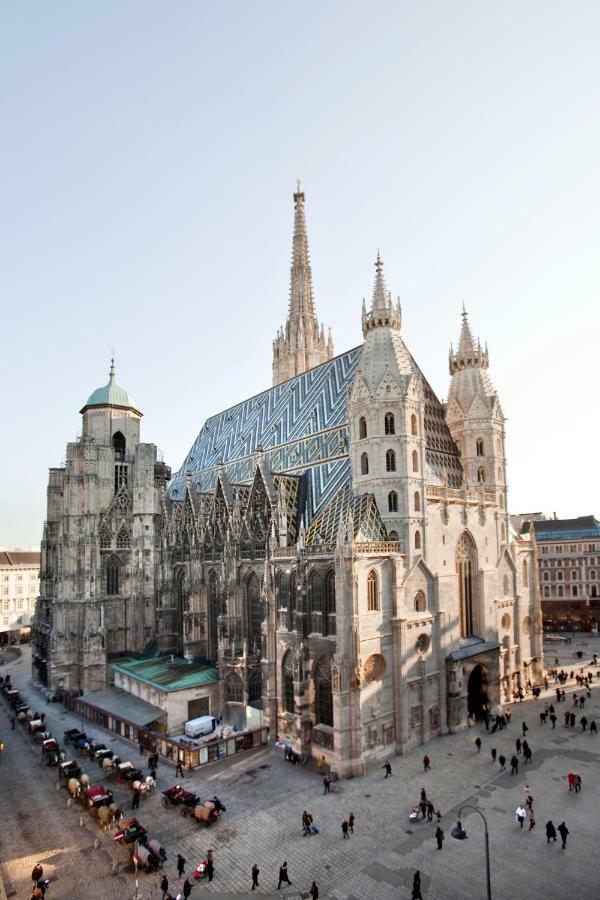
[32, 186, 542, 777]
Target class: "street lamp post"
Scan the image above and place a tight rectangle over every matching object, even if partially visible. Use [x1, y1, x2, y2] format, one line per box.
[451, 804, 492, 900]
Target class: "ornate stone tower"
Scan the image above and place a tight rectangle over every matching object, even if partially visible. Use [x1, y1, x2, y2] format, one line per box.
[348, 255, 426, 561]
[446, 308, 509, 541]
[272, 182, 333, 386]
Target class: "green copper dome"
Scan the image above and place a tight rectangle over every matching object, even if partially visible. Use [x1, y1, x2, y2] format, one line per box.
[83, 359, 138, 411]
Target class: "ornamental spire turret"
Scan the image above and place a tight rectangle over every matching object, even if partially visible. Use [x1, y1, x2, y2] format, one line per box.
[361, 252, 401, 336]
[272, 183, 333, 386]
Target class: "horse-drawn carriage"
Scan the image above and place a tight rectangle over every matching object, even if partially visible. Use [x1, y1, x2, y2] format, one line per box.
[84, 784, 112, 810]
[188, 801, 220, 827]
[161, 785, 198, 811]
[16, 703, 30, 721]
[59, 759, 81, 779]
[113, 817, 147, 845]
[29, 718, 45, 735]
[116, 761, 143, 784]
[64, 729, 87, 749]
[131, 838, 166, 873]
[95, 748, 115, 766]
[41, 738, 60, 766]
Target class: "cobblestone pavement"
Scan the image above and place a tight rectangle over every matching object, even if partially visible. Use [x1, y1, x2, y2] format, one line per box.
[2, 638, 600, 899]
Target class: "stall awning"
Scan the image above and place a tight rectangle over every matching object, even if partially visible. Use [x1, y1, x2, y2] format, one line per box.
[79, 687, 165, 728]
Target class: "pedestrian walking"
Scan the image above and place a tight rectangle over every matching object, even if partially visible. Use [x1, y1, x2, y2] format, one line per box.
[309, 882, 319, 900]
[590, 720, 597, 735]
[475, 737, 482, 753]
[323, 775, 331, 793]
[349, 812, 355, 833]
[426, 800, 434, 822]
[383, 761, 392, 778]
[524, 785, 534, 809]
[491, 747, 497, 763]
[546, 821, 557, 843]
[206, 855, 214, 882]
[570, 712, 576, 727]
[10, 715, 15, 730]
[499, 754, 506, 770]
[515, 805, 526, 828]
[435, 825, 444, 849]
[564, 710, 570, 726]
[177, 854, 186, 877]
[567, 772, 575, 791]
[580, 716, 588, 732]
[160, 874, 169, 900]
[580, 696, 586, 709]
[557, 822, 569, 849]
[550, 714, 557, 729]
[423, 754, 431, 771]
[510, 754, 519, 775]
[131, 788, 141, 810]
[342, 819, 349, 839]
[522, 722, 528, 737]
[574, 774, 582, 793]
[515, 738, 522, 755]
[277, 862, 292, 889]
[175, 760, 184, 778]
[527, 807, 535, 831]
[412, 870, 423, 900]
[251, 863, 260, 891]
[183, 877, 192, 899]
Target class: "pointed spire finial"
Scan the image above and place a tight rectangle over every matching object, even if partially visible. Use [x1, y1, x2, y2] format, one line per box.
[296, 178, 302, 195]
[109, 351, 115, 380]
[375, 249, 383, 272]
[462, 301, 468, 319]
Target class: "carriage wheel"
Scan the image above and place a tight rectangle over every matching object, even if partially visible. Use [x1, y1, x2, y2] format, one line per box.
[180, 807, 187, 817]
[161, 796, 169, 809]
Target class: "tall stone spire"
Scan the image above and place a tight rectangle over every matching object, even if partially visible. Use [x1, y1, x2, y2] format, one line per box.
[272, 183, 334, 386]
[361, 252, 401, 336]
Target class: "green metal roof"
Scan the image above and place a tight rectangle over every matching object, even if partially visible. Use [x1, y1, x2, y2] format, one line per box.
[112, 656, 219, 692]
[84, 359, 138, 411]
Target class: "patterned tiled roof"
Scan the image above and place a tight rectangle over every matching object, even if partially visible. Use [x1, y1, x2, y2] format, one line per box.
[305, 486, 387, 544]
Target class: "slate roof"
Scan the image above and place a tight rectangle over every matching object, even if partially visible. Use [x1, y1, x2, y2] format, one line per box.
[523, 516, 600, 542]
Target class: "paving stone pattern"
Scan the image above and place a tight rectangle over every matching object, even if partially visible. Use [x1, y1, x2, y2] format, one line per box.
[2, 640, 600, 899]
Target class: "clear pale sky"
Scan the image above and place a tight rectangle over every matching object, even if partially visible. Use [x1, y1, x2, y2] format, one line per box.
[1, 1, 599, 548]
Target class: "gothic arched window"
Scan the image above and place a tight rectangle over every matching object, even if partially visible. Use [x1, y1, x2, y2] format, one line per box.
[208, 569, 219, 662]
[276, 569, 289, 629]
[414, 491, 421, 512]
[411, 414, 418, 436]
[224, 672, 243, 703]
[456, 532, 478, 637]
[309, 570, 323, 634]
[106, 559, 120, 596]
[385, 412, 395, 435]
[99, 523, 112, 550]
[414, 590, 426, 613]
[476, 438, 484, 456]
[412, 450, 419, 473]
[367, 569, 379, 611]
[324, 569, 336, 636]
[112, 431, 126, 461]
[415, 530, 421, 550]
[248, 669, 262, 706]
[314, 656, 334, 727]
[288, 570, 297, 632]
[116, 525, 130, 549]
[282, 651, 295, 713]
[245, 571, 262, 653]
[388, 490, 398, 512]
[477, 467, 486, 483]
[386, 449, 396, 472]
[359, 417, 367, 439]
[389, 530, 398, 541]
[361, 453, 369, 475]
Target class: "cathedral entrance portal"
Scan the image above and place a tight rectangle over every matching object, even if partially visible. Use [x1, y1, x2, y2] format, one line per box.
[467, 664, 489, 720]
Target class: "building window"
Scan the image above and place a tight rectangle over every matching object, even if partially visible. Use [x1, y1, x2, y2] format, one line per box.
[592, 586, 598, 598]
[412, 450, 419, 473]
[116, 526, 130, 550]
[503, 574, 509, 595]
[388, 491, 398, 512]
[477, 467, 485, 483]
[245, 571, 262, 653]
[414, 491, 421, 512]
[282, 651, 295, 714]
[288, 570, 297, 632]
[248, 670, 262, 706]
[558, 586, 564, 598]
[188, 697, 209, 719]
[411, 414, 418, 436]
[456, 531, 478, 637]
[324, 569, 336, 636]
[414, 590, 426, 613]
[106, 561, 120, 596]
[415, 530, 421, 550]
[112, 430, 126, 461]
[543, 572, 549, 582]
[389, 530, 398, 541]
[114, 464, 128, 493]
[367, 569, 379, 611]
[557, 571, 563, 582]
[224, 673, 243, 703]
[359, 417, 367, 439]
[208, 569, 219, 662]
[99, 524, 112, 549]
[314, 656, 334, 727]
[308, 570, 323, 634]
[384, 412, 395, 435]
[544, 586, 550, 598]
[386, 449, 396, 472]
[591, 570, 597, 580]
[476, 439, 484, 456]
[572, 585, 578, 597]
[361, 453, 369, 475]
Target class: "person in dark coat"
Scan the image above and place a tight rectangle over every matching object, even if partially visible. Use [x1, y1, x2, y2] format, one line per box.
[205, 856, 214, 882]
[348, 812, 355, 833]
[550, 713, 557, 728]
[183, 878, 192, 899]
[309, 882, 319, 900]
[491, 747, 497, 763]
[277, 862, 292, 889]
[160, 874, 169, 900]
[177, 854, 186, 877]
[383, 761, 392, 778]
[412, 870, 423, 900]
[515, 738, 522, 754]
[175, 760, 184, 778]
[498, 754, 506, 770]
[557, 821, 569, 848]
[323, 775, 331, 793]
[342, 819, 349, 839]
[591, 720, 598, 735]
[545, 821, 557, 843]
[510, 755, 519, 775]
[251, 863, 260, 891]
[435, 826, 444, 849]
[475, 737, 482, 753]
[131, 788, 141, 809]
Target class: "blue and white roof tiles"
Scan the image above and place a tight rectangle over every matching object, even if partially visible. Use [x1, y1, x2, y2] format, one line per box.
[170, 339, 463, 533]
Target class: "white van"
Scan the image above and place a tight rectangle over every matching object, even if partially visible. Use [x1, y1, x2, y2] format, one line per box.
[184, 715, 217, 739]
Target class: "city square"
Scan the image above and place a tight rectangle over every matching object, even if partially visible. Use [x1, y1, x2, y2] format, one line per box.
[2, 640, 600, 899]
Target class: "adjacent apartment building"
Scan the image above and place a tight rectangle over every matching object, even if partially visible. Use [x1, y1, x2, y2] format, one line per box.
[520, 516, 600, 632]
[0, 550, 40, 645]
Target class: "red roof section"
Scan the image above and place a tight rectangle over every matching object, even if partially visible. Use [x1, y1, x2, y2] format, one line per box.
[0, 551, 40, 567]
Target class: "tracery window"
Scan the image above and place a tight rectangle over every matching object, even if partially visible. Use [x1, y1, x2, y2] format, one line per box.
[314, 656, 334, 727]
[415, 530, 421, 550]
[359, 417, 367, 439]
[456, 532, 478, 637]
[388, 491, 398, 512]
[248, 669, 262, 706]
[224, 672, 243, 703]
[361, 453, 369, 475]
[112, 431, 126, 461]
[324, 569, 336, 636]
[412, 450, 419, 473]
[414, 590, 426, 613]
[282, 651, 295, 713]
[477, 467, 486, 484]
[367, 569, 379, 611]
[208, 569, 219, 662]
[116, 525, 130, 549]
[386, 449, 396, 472]
[288, 570, 297, 632]
[99, 523, 112, 550]
[389, 530, 399, 541]
[411, 414, 418, 436]
[106, 559, 120, 596]
[245, 571, 262, 653]
[309, 570, 323, 634]
[384, 412, 395, 435]
[414, 491, 421, 512]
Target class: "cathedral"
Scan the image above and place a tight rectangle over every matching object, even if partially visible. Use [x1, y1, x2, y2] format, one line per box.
[32, 184, 543, 777]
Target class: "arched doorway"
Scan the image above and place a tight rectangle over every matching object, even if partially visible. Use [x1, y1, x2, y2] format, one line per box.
[467, 664, 489, 720]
